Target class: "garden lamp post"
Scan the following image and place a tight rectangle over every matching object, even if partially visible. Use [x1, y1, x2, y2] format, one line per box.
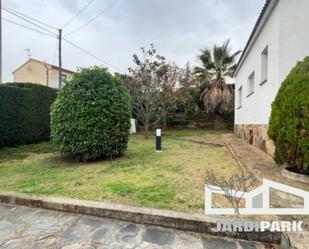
[156, 129, 162, 152]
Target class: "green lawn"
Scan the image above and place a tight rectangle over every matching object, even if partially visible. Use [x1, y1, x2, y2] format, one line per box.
[0, 129, 239, 213]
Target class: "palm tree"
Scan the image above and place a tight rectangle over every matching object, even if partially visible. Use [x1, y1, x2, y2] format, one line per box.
[194, 40, 241, 129]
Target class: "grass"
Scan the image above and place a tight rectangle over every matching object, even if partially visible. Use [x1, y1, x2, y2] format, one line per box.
[0, 129, 239, 213]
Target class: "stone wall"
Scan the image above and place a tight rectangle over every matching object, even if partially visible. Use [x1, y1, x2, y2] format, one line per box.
[234, 124, 275, 155]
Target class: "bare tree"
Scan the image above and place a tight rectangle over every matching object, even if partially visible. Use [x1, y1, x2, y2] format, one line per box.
[126, 45, 166, 138]
[126, 44, 179, 138]
[205, 169, 257, 214]
[159, 63, 179, 128]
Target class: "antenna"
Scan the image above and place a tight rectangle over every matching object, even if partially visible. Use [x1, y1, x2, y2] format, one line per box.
[23, 48, 31, 58]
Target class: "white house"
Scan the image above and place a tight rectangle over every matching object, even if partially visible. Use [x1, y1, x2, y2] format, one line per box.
[234, 0, 309, 154]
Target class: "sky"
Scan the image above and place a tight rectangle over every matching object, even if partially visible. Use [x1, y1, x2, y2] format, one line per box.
[2, 0, 265, 82]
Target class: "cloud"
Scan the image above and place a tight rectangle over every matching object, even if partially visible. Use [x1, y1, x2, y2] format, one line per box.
[2, 0, 264, 81]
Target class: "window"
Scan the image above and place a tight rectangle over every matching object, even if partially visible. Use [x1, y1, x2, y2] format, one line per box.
[238, 86, 243, 108]
[247, 72, 255, 96]
[261, 46, 268, 84]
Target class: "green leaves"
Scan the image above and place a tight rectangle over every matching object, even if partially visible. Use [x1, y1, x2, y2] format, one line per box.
[51, 67, 131, 162]
[0, 83, 57, 148]
[193, 40, 238, 115]
[194, 39, 240, 84]
[268, 57, 309, 171]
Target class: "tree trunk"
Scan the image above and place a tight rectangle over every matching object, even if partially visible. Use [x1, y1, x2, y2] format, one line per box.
[163, 116, 167, 129]
[144, 123, 149, 139]
[214, 113, 226, 130]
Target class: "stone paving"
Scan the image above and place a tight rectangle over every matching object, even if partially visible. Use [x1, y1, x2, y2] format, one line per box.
[0, 203, 275, 249]
[222, 134, 309, 192]
[223, 134, 309, 248]
[223, 134, 309, 228]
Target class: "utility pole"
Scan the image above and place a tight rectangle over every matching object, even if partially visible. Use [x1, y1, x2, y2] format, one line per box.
[0, 0, 2, 83]
[58, 29, 62, 88]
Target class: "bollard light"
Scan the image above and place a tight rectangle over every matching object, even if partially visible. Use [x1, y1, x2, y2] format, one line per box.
[155, 128, 162, 152]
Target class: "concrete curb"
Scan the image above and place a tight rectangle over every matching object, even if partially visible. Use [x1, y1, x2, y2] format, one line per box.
[0, 191, 282, 244]
[222, 135, 247, 172]
[281, 166, 309, 184]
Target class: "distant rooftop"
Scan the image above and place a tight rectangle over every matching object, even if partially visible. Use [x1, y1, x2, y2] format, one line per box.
[12, 58, 75, 74]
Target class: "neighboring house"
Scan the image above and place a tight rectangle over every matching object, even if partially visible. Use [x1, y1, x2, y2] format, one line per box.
[13, 58, 75, 88]
[234, 0, 309, 154]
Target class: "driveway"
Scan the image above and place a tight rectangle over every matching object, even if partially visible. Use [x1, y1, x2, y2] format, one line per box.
[0, 203, 275, 249]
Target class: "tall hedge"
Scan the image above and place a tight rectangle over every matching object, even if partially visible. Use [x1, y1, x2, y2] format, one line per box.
[51, 67, 131, 161]
[268, 57, 309, 172]
[0, 83, 57, 148]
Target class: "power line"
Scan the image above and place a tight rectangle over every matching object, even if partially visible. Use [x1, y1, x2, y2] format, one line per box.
[62, 0, 96, 29]
[2, 6, 125, 74]
[2, 6, 62, 87]
[2, 5, 58, 30]
[2, 7, 58, 36]
[65, 0, 119, 37]
[3, 18, 57, 39]
[3, 19, 125, 73]
[63, 38, 125, 73]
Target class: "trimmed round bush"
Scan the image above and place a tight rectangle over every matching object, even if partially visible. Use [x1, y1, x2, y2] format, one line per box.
[0, 83, 57, 148]
[51, 67, 131, 161]
[268, 57, 309, 172]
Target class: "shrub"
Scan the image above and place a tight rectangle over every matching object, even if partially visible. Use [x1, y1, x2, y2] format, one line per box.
[0, 83, 57, 148]
[51, 67, 131, 161]
[268, 57, 309, 172]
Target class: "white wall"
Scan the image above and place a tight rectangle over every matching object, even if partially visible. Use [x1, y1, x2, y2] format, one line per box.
[278, 0, 309, 83]
[235, 3, 280, 125]
[235, 0, 309, 125]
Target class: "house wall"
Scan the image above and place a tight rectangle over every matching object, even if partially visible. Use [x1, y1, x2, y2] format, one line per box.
[235, 3, 280, 126]
[13, 60, 73, 89]
[234, 2, 280, 154]
[234, 124, 275, 154]
[234, 0, 309, 154]
[13, 60, 49, 86]
[278, 0, 309, 83]
[49, 69, 73, 88]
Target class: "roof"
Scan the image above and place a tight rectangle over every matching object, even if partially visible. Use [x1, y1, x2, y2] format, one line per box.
[234, 0, 279, 76]
[12, 58, 75, 74]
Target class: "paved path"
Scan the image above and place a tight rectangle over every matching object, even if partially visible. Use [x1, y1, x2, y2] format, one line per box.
[223, 134, 309, 225]
[223, 134, 309, 248]
[222, 134, 309, 192]
[0, 204, 274, 249]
